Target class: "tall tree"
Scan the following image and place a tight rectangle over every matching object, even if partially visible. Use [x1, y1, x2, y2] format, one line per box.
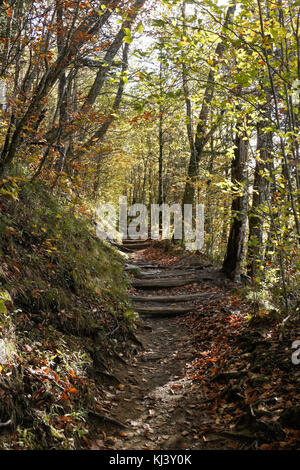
[181, 2, 236, 206]
[222, 118, 249, 281]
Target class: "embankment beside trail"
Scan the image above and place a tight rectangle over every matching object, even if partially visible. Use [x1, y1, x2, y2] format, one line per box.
[0, 180, 137, 449]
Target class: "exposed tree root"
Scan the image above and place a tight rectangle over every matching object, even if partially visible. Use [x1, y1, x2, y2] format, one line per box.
[88, 410, 128, 429]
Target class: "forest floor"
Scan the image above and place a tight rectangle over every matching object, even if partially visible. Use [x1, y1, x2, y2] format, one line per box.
[91, 242, 300, 451]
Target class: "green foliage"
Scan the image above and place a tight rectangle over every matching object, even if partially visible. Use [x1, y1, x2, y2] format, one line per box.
[0, 179, 134, 449]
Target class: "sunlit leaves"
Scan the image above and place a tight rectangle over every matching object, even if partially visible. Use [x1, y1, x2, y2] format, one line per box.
[123, 27, 133, 44]
[0, 300, 7, 314]
[136, 22, 144, 34]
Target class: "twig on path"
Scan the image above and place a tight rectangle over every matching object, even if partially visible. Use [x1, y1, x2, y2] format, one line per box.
[88, 410, 128, 429]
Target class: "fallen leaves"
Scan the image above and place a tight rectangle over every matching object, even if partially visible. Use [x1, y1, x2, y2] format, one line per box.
[83, 242, 300, 451]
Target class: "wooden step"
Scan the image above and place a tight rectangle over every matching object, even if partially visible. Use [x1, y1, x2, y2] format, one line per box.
[112, 243, 149, 253]
[134, 305, 193, 316]
[133, 263, 171, 269]
[131, 277, 201, 289]
[134, 263, 206, 270]
[134, 270, 199, 279]
[122, 239, 149, 244]
[129, 292, 214, 303]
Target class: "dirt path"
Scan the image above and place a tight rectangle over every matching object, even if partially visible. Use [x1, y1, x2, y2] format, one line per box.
[89, 242, 300, 451]
[91, 242, 234, 450]
[94, 316, 210, 450]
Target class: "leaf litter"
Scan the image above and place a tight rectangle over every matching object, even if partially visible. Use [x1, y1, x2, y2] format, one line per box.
[91, 243, 300, 450]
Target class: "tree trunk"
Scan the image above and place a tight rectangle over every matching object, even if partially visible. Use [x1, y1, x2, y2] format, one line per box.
[222, 127, 249, 281]
[157, 57, 164, 235]
[247, 118, 272, 278]
[181, 2, 236, 206]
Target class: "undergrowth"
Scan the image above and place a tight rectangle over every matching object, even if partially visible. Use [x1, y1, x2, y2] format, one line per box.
[0, 177, 135, 449]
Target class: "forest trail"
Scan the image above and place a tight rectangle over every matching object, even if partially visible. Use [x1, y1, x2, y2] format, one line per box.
[90, 241, 300, 451]
[1, 0, 300, 453]
[91, 241, 238, 450]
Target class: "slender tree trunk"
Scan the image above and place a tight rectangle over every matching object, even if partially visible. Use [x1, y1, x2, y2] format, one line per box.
[0, 3, 116, 176]
[157, 56, 164, 235]
[182, 2, 236, 206]
[257, 0, 300, 240]
[82, 0, 146, 110]
[93, 42, 130, 195]
[247, 117, 272, 278]
[222, 126, 249, 281]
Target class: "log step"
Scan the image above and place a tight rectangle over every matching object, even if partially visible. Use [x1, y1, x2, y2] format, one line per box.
[112, 243, 149, 252]
[134, 263, 206, 270]
[129, 292, 214, 303]
[131, 277, 201, 289]
[122, 239, 149, 244]
[135, 270, 199, 279]
[134, 305, 193, 316]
